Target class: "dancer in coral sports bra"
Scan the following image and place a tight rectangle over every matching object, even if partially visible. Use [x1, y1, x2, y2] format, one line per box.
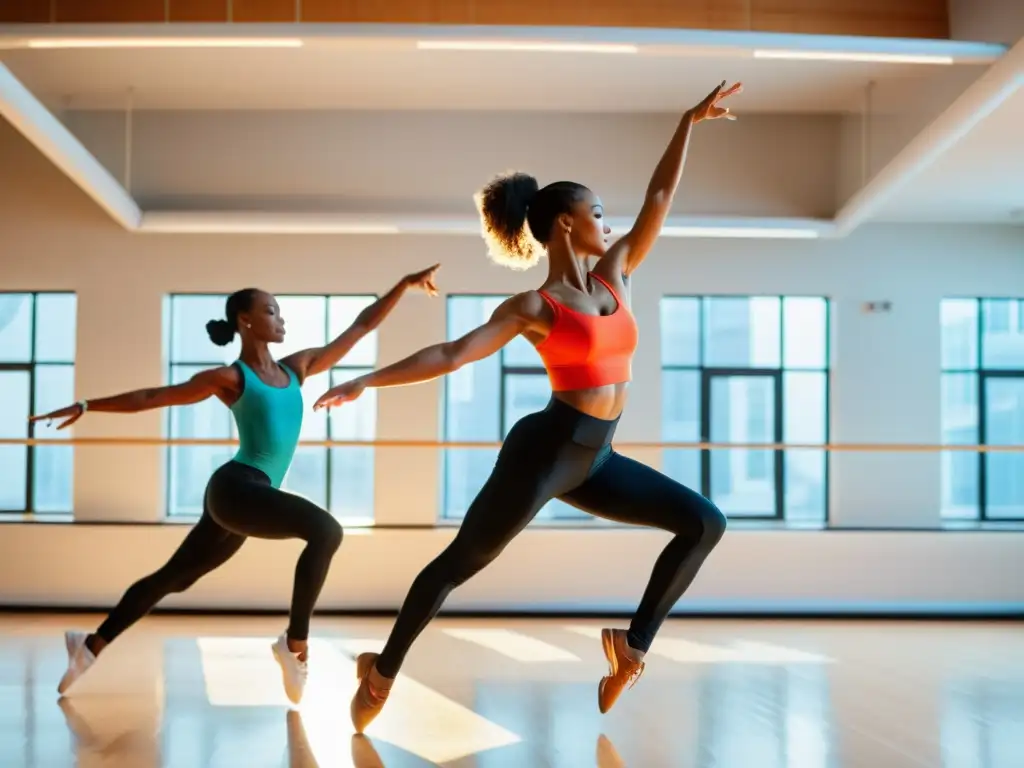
[315, 81, 741, 731]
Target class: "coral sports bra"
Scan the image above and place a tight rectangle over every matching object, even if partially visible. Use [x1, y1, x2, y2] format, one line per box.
[535, 272, 639, 392]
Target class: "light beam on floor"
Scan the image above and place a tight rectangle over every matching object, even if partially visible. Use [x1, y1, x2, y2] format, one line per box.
[441, 628, 581, 662]
[336, 638, 522, 763]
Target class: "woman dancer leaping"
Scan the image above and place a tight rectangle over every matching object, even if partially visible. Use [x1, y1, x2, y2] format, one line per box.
[315, 82, 741, 730]
[32, 265, 440, 704]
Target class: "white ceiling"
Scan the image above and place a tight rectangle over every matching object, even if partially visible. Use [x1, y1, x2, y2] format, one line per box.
[875, 87, 1024, 222]
[0, 23, 1004, 114]
[0, 23, 1020, 234]
[0, 46, 994, 114]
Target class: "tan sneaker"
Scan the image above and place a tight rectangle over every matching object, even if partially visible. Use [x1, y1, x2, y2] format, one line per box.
[350, 653, 393, 734]
[598, 629, 645, 714]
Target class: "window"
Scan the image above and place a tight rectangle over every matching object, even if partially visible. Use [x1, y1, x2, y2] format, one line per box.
[164, 294, 377, 523]
[0, 292, 77, 514]
[941, 298, 1024, 521]
[442, 296, 583, 521]
[661, 296, 829, 521]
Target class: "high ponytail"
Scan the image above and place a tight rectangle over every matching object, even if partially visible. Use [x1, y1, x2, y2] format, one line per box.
[474, 172, 591, 270]
[474, 171, 541, 270]
[206, 288, 258, 346]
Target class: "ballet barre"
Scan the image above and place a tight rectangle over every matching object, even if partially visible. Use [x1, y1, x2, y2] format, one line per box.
[0, 437, 1021, 452]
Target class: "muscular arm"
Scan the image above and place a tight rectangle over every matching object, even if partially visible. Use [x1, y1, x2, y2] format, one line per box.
[282, 266, 438, 381]
[599, 82, 739, 281]
[360, 295, 533, 389]
[30, 366, 238, 429]
[85, 367, 237, 412]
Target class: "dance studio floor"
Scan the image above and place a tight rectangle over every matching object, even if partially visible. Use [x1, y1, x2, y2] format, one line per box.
[0, 615, 1020, 768]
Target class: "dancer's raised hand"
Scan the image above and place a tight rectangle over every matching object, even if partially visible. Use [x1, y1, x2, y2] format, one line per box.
[689, 81, 743, 123]
[405, 263, 441, 297]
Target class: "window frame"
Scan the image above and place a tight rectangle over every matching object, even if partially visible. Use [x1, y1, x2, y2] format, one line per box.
[941, 297, 1024, 522]
[163, 291, 378, 518]
[0, 290, 76, 516]
[661, 294, 831, 522]
[441, 293, 552, 520]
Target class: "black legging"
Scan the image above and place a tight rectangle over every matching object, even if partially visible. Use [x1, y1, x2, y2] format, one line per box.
[375, 397, 726, 678]
[96, 461, 343, 643]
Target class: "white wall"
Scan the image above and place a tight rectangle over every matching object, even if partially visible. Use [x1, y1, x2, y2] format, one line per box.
[1, 118, 1022, 614]
[61, 110, 841, 219]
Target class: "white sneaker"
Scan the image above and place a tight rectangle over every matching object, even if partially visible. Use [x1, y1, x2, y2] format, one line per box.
[271, 634, 308, 704]
[57, 631, 96, 696]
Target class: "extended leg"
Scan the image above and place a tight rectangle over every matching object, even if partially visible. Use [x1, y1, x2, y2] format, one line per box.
[58, 514, 244, 695]
[205, 475, 343, 643]
[561, 451, 726, 711]
[351, 464, 559, 733]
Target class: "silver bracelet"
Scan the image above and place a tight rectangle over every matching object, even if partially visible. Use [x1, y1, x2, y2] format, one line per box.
[77, 400, 89, 413]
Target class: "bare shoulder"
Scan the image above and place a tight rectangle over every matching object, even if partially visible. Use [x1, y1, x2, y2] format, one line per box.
[499, 290, 547, 321]
[198, 364, 242, 394]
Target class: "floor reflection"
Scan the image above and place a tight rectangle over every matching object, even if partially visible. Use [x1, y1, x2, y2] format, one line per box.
[0, 616, 1021, 767]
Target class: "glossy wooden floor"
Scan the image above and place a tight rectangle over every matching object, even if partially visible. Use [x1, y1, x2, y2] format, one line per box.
[0, 615, 1021, 767]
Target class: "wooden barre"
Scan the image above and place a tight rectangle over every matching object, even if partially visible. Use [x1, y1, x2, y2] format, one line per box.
[0, 437, 1021, 452]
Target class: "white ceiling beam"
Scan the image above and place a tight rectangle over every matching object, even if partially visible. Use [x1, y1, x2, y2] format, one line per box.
[0, 63, 141, 230]
[833, 38, 1024, 236]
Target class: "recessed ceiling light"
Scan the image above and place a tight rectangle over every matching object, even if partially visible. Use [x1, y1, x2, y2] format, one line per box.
[416, 40, 638, 54]
[660, 226, 820, 239]
[753, 49, 953, 64]
[27, 38, 305, 49]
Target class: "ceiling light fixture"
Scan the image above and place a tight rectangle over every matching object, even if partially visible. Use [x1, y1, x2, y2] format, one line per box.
[416, 40, 638, 54]
[660, 226, 820, 239]
[26, 38, 305, 49]
[753, 49, 953, 65]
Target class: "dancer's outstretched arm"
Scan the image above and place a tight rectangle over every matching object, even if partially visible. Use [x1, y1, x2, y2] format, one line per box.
[283, 264, 440, 381]
[313, 291, 544, 410]
[596, 81, 741, 281]
[28, 366, 238, 430]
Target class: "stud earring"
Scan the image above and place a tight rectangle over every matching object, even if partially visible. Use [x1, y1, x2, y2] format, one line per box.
[246, 323, 251, 329]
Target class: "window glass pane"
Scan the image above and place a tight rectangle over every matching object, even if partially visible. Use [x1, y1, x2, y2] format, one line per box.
[282, 448, 327, 508]
[703, 297, 780, 368]
[0, 294, 33, 363]
[170, 295, 238, 364]
[981, 299, 1024, 370]
[783, 297, 827, 369]
[984, 377, 1024, 519]
[940, 299, 978, 370]
[328, 367, 375, 524]
[34, 293, 77, 364]
[445, 299, 501, 442]
[502, 374, 551, 433]
[941, 373, 978, 520]
[783, 372, 826, 522]
[167, 364, 234, 516]
[661, 298, 700, 367]
[0, 371, 30, 510]
[32, 364, 75, 513]
[328, 296, 376, 367]
[444, 448, 498, 520]
[504, 333, 543, 367]
[709, 375, 776, 517]
[662, 370, 700, 491]
[275, 296, 326, 358]
[784, 372, 826, 444]
[784, 450, 825, 523]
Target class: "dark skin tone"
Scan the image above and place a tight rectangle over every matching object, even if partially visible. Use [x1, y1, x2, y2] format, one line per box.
[28, 264, 440, 659]
[315, 81, 742, 421]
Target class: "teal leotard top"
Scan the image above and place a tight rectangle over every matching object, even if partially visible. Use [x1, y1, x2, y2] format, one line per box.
[229, 360, 304, 488]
